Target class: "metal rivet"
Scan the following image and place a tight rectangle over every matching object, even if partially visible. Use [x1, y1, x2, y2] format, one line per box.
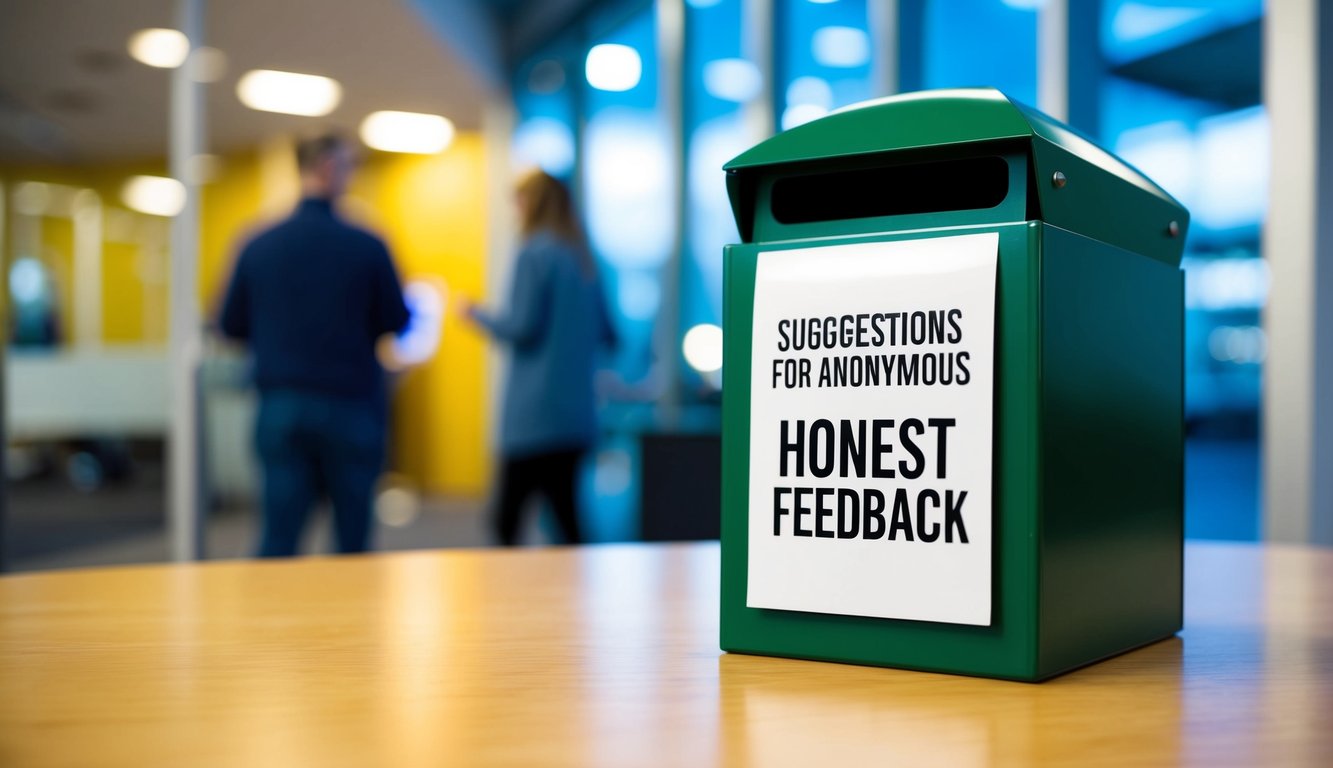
[1167, 220, 1180, 238]
[1052, 171, 1067, 189]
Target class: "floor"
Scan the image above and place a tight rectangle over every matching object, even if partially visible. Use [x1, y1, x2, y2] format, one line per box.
[4, 468, 543, 573]
[4, 436, 1262, 574]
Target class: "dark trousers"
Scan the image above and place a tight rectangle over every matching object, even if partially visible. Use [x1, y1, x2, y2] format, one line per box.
[494, 449, 585, 546]
[255, 390, 386, 557]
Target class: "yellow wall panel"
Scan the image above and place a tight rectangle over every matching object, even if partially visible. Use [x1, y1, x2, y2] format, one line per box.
[2, 166, 168, 347]
[348, 135, 491, 496]
[100, 240, 146, 343]
[198, 139, 300, 311]
[6, 133, 492, 498]
[38, 216, 75, 343]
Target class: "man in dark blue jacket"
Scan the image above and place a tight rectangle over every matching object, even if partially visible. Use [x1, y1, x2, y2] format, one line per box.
[219, 133, 410, 557]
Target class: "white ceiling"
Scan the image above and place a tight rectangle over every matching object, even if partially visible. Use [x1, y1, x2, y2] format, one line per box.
[0, 0, 494, 166]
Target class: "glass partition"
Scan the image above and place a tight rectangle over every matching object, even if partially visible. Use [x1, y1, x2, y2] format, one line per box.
[922, 0, 1038, 106]
[582, 6, 670, 394]
[512, 39, 580, 181]
[775, 0, 874, 130]
[1098, 0, 1265, 540]
[682, 0, 755, 397]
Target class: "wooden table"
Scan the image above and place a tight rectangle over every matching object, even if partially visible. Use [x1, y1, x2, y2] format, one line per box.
[1, 542, 1329, 767]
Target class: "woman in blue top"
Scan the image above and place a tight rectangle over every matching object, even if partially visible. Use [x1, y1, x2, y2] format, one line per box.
[462, 170, 617, 545]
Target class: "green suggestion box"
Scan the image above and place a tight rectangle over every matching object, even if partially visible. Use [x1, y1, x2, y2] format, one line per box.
[719, 88, 1187, 681]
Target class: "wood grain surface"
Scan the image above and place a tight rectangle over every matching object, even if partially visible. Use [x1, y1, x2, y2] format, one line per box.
[1, 542, 1329, 767]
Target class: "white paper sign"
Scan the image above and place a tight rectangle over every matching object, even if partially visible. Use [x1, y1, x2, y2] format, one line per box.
[746, 233, 997, 626]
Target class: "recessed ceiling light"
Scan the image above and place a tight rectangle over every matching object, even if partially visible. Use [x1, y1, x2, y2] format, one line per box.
[585, 44, 642, 92]
[512, 117, 575, 176]
[360, 111, 455, 154]
[781, 103, 830, 130]
[786, 76, 834, 110]
[702, 58, 762, 103]
[811, 26, 870, 68]
[683, 323, 724, 373]
[121, 175, 186, 217]
[236, 69, 341, 116]
[128, 28, 188, 69]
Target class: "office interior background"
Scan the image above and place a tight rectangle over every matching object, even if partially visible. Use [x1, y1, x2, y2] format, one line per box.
[0, 0, 1319, 571]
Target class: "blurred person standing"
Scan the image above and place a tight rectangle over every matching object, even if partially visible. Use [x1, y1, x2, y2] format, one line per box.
[461, 170, 616, 546]
[219, 133, 410, 557]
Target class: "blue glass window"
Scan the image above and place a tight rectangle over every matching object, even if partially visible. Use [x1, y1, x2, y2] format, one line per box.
[682, 0, 754, 395]
[512, 40, 578, 180]
[1098, 1, 1265, 540]
[581, 7, 670, 390]
[776, 0, 874, 131]
[1101, 0, 1262, 64]
[922, 0, 1038, 107]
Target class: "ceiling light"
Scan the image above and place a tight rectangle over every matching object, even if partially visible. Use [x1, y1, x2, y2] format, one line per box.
[128, 28, 188, 68]
[683, 324, 724, 373]
[586, 44, 642, 92]
[13, 182, 52, 216]
[512, 117, 575, 176]
[703, 59, 762, 103]
[10, 258, 49, 305]
[786, 76, 834, 110]
[812, 26, 870, 68]
[360, 111, 455, 154]
[781, 103, 829, 130]
[236, 70, 341, 116]
[121, 175, 186, 217]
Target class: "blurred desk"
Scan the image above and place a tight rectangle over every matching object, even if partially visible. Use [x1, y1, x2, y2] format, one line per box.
[1, 542, 1329, 767]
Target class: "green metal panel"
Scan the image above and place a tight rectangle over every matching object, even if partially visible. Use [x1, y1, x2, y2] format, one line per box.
[720, 223, 1045, 681]
[724, 89, 1030, 171]
[1009, 100, 1173, 200]
[720, 88, 1187, 682]
[724, 88, 1190, 267]
[1035, 226, 1184, 678]
[1028, 137, 1189, 268]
